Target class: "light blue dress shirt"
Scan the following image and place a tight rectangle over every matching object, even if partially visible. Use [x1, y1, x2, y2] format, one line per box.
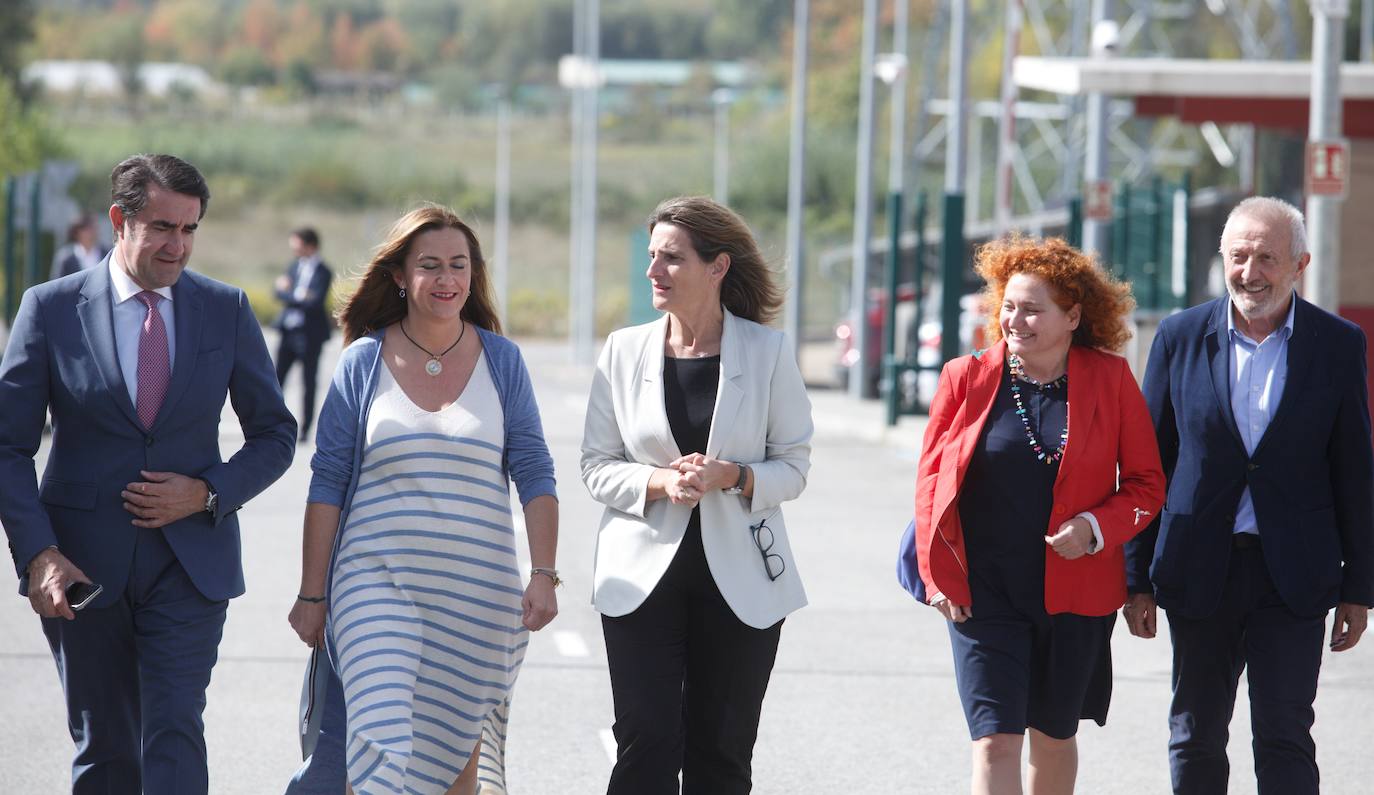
[109, 256, 176, 407]
[1227, 294, 1296, 536]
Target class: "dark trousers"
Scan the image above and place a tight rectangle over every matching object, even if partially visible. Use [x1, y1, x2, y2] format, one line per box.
[41, 526, 228, 795]
[276, 331, 322, 439]
[601, 524, 782, 795]
[1165, 543, 1325, 795]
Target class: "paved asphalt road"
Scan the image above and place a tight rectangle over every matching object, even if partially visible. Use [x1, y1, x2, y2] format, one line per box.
[2, 334, 1371, 793]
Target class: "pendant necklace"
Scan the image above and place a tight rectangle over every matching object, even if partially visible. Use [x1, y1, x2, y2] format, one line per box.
[1008, 353, 1069, 465]
[400, 319, 465, 376]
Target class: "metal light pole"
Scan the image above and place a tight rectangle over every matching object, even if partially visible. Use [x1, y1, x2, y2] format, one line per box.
[784, 0, 810, 349]
[940, 0, 969, 367]
[995, 0, 1025, 234]
[878, 0, 909, 419]
[494, 99, 511, 324]
[848, 0, 880, 398]
[567, 0, 585, 359]
[1362, 0, 1372, 62]
[1306, 0, 1347, 313]
[1082, 1, 1117, 258]
[577, 0, 600, 364]
[712, 88, 735, 205]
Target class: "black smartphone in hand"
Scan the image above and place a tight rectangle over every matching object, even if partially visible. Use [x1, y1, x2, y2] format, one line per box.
[65, 581, 103, 611]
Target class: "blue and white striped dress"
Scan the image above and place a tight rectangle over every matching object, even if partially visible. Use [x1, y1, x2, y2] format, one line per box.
[330, 353, 528, 794]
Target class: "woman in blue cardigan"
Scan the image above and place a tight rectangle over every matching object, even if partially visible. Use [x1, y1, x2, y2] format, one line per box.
[284, 204, 559, 795]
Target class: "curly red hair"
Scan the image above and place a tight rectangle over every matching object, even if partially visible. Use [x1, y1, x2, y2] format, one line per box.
[974, 236, 1135, 353]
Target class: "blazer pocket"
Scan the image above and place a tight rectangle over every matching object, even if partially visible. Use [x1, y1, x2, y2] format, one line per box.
[39, 478, 98, 511]
[1152, 510, 1191, 586]
[198, 348, 225, 365]
[1298, 506, 1343, 590]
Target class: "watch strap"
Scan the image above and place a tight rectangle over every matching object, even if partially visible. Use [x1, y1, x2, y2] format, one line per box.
[725, 463, 749, 495]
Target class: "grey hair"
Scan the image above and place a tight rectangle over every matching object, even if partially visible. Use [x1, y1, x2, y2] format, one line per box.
[1222, 196, 1308, 260]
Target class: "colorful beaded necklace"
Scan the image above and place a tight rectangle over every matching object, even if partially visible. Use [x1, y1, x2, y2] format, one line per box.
[1008, 353, 1069, 466]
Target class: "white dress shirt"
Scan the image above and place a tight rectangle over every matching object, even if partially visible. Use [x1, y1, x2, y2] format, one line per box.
[109, 255, 176, 407]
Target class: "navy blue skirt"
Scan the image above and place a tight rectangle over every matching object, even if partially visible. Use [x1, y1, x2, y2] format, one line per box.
[948, 362, 1115, 740]
[947, 586, 1116, 740]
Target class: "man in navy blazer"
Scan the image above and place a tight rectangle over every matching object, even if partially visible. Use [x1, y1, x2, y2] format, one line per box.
[1123, 197, 1373, 794]
[0, 154, 296, 794]
[272, 227, 333, 442]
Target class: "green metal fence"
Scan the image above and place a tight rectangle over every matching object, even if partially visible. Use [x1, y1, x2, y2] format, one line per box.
[1107, 174, 1192, 312]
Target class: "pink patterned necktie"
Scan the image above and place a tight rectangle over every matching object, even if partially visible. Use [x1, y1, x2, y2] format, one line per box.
[134, 290, 170, 429]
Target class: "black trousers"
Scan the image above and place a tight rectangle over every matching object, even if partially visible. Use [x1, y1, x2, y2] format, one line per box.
[275, 331, 322, 439]
[601, 523, 782, 795]
[1165, 543, 1325, 795]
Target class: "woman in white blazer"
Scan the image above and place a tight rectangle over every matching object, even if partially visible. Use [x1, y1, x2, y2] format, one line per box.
[581, 197, 814, 794]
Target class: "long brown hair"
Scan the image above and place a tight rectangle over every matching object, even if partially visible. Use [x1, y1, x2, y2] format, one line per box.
[338, 204, 501, 344]
[648, 196, 783, 324]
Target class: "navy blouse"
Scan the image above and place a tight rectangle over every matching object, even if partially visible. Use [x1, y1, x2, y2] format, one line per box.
[956, 364, 1069, 609]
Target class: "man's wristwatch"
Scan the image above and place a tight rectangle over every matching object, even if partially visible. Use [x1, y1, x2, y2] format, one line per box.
[724, 463, 749, 495]
[203, 483, 218, 515]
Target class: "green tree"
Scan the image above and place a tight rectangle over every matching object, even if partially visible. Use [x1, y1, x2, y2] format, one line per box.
[221, 45, 277, 86]
[97, 13, 148, 112]
[0, 0, 36, 94]
[0, 79, 58, 180]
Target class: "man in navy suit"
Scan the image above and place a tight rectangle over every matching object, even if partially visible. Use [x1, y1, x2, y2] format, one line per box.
[0, 154, 296, 794]
[1123, 196, 1373, 794]
[272, 227, 333, 442]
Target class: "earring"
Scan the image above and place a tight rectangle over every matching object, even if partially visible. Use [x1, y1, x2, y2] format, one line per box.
[398, 287, 406, 299]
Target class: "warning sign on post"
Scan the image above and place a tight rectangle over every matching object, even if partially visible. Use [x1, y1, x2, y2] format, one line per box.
[1083, 180, 1113, 221]
[1306, 140, 1350, 199]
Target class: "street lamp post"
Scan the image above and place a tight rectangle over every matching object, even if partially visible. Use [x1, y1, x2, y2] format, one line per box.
[712, 88, 735, 206]
[848, 0, 880, 398]
[494, 99, 511, 323]
[784, 0, 811, 349]
[1306, 0, 1348, 313]
[876, 29, 908, 422]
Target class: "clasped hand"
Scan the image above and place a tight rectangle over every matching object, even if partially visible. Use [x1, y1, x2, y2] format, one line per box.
[121, 470, 208, 528]
[1045, 516, 1094, 560]
[663, 453, 736, 507]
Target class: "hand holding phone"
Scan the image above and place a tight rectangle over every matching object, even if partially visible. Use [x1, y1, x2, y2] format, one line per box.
[65, 581, 103, 611]
[27, 548, 93, 620]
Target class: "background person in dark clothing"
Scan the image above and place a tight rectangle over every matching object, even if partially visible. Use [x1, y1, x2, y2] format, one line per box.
[273, 227, 333, 442]
[49, 215, 108, 281]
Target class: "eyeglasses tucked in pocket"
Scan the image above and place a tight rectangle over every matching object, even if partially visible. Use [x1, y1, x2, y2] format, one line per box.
[749, 512, 786, 582]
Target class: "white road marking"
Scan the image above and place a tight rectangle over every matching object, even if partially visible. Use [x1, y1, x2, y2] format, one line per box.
[553, 630, 590, 658]
[599, 728, 618, 764]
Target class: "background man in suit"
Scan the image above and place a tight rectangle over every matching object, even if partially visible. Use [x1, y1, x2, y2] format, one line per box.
[0, 154, 296, 794]
[49, 215, 108, 281]
[272, 227, 333, 442]
[1123, 196, 1373, 794]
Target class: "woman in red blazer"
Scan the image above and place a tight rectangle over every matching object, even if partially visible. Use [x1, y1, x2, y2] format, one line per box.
[914, 237, 1165, 794]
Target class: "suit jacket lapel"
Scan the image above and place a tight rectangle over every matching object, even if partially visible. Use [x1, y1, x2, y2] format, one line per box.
[706, 309, 744, 459]
[77, 260, 141, 429]
[957, 341, 1006, 471]
[1055, 345, 1099, 488]
[1206, 300, 1245, 447]
[152, 274, 204, 430]
[640, 315, 682, 462]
